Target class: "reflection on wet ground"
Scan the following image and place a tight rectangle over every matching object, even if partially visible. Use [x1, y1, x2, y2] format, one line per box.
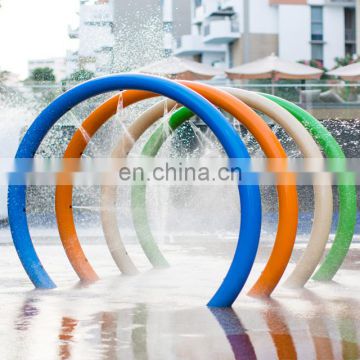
[0, 242, 359, 359]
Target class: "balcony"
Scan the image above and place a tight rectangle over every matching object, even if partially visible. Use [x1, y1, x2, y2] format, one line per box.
[174, 34, 227, 56]
[175, 35, 203, 56]
[203, 19, 240, 44]
[203, 0, 235, 18]
[220, 0, 235, 9]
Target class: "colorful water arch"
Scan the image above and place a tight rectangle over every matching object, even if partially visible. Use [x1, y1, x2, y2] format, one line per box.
[7, 75, 357, 307]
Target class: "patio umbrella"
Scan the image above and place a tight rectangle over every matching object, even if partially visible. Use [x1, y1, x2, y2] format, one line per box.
[226, 54, 323, 80]
[327, 62, 360, 81]
[136, 56, 223, 80]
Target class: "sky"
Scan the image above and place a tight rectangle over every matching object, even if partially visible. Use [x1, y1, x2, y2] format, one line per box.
[0, 0, 79, 79]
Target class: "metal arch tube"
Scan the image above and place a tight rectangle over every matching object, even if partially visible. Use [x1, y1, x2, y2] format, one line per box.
[51, 78, 263, 307]
[101, 99, 178, 272]
[262, 94, 357, 282]
[127, 87, 333, 293]
[100, 82, 299, 299]
[8, 74, 262, 293]
[226, 88, 333, 290]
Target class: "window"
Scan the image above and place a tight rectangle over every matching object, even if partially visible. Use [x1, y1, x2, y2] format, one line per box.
[311, 44, 324, 62]
[345, 7, 356, 56]
[311, 6, 323, 41]
[346, 43, 356, 56]
[311, 6, 324, 63]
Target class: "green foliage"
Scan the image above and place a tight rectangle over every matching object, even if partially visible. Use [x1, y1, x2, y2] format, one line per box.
[334, 55, 359, 68]
[299, 59, 327, 70]
[29, 67, 56, 82]
[69, 69, 95, 82]
[23, 68, 59, 108]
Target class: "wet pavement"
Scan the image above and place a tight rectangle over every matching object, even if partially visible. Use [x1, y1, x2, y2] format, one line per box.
[0, 235, 359, 360]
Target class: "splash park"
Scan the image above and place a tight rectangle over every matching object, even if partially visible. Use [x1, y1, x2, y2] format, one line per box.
[0, 73, 358, 359]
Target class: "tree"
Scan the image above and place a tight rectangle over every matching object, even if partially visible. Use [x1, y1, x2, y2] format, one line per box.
[25, 68, 59, 109]
[69, 69, 95, 82]
[334, 55, 359, 68]
[29, 67, 56, 82]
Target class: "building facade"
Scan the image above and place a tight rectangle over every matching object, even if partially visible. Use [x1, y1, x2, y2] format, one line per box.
[162, 0, 193, 56]
[277, 0, 356, 69]
[112, 0, 164, 71]
[168, 0, 357, 69]
[67, 0, 115, 77]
